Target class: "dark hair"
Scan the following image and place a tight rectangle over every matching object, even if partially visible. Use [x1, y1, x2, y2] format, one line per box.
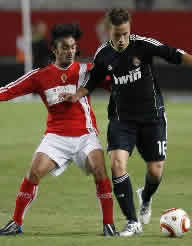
[105, 8, 131, 26]
[50, 23, 83, 48]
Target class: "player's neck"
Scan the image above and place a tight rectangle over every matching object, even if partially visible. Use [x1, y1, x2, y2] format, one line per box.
[110, 40, 129, 52]
[54, 61, 74, 70]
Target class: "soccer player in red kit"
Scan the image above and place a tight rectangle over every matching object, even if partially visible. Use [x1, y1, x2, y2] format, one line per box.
[0, 24, 118, 236]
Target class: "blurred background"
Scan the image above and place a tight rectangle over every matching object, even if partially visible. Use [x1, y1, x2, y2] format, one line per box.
[0, 0, 192, 97]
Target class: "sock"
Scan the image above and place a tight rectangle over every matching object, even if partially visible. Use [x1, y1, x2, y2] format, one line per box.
[142, 173, 162, 203]
[113, 173, 137, 222]
[96, 177, 114, 225]
[13, 177, 39, 226]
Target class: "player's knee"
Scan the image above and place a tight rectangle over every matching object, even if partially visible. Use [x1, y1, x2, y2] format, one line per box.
[28, 167, 43, 183]
[92, 165, 107, 181]
[148, 170, 163, 183]
[111, 159, 126, 176]
[148, 161, 164, 178]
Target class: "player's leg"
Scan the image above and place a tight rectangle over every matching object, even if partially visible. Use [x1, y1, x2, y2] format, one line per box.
[107, 120, 142, 236]
[73, 133, 117, 236]
[0, 133, 71, 235]
[0, 152, 57, 235]
[143, 160, 164, 204]
[136, 114, 167, 224]
[13, 152, 57, 224]
[137, 161, 164, 224]
[110, 149, 137, 222]
[87, 149, 118, 236]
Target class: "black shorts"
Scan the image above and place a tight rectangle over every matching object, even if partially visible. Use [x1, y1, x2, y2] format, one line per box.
[107, 115, 167, 162]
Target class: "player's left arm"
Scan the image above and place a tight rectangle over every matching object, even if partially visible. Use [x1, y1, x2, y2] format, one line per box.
[181, 53, 192, 66]
[141, 37, 187, 65]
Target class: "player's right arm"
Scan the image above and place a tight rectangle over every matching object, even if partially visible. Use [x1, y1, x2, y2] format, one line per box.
[82, 54, 107, 93]
[0, 69, 39, 101]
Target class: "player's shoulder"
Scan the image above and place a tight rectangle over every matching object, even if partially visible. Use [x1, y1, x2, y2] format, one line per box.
[33, 64, 53, 76]
[93, 41, 110, 60]
[20, 67, 41, 80]
[41, 64, 55, 72]
[34, 64, 67, 80]
[130, 34, 164, 47]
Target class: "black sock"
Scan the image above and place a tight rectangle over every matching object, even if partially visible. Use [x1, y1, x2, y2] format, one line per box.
[113, 173, 137, 222]
[142, 173, 162, 203]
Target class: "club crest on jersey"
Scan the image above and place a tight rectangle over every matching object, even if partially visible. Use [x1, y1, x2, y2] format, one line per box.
[172, 216, 177, 221]
[132, 57, 141, 67]
[61, 73, 67, 83]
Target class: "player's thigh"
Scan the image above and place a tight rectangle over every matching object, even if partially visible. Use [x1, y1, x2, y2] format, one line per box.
[28, 152, 57, 179]
[86, 149, 106, 172]
[137, 115, 167, 162]
[86, 149, 108, 181]
[107, 119, 137, 155]
[34, 133, 73, 177]
[109, 149, 129, 177]
[73, 133, 104, 175]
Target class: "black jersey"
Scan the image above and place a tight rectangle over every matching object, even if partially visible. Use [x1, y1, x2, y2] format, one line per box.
[82, 34, 185, 121]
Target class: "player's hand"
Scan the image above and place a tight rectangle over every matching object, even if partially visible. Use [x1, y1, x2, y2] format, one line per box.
[59, 93, 79, 103]
[70, 94, 80, 103]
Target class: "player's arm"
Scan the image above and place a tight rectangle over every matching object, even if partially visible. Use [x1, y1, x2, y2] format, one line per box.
[63, 87, 89, 103]
[150, 41, 192, 67]
[140, 36, 186, 65]
[182, 53, 192, 66]
[0, 69, 39, 101]
[155, 45, 192, 66]
[99, 75, 112, 92]
[82, 58, 107, 92]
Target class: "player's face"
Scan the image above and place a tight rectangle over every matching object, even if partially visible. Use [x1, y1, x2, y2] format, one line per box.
[54, 37, 77, 67]
[109, 22, 131, 51]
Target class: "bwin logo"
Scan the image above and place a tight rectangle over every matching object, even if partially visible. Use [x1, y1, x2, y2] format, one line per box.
[113, 67, 141, 85]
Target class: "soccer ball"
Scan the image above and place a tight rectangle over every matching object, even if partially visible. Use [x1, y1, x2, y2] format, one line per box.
[160, 208, 190, 237]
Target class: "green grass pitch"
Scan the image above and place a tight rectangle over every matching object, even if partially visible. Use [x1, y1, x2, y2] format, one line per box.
[0, 99, 191, 246]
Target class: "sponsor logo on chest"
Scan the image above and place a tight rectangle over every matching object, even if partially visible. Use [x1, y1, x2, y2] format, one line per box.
[113, 67, 141, 85]
[45, 85, 76, 106]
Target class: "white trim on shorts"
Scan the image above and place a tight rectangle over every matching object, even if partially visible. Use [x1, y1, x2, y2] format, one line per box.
[34, 133, 103, 176]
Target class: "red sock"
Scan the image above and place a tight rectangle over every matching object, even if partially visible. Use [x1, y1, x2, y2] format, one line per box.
[96, 177, 114, 225]
[13, 177, 39, 226]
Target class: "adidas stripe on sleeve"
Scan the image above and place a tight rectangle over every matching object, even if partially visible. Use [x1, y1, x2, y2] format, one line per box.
[135, 35, 185, 64]
[0, 68, 39, 101]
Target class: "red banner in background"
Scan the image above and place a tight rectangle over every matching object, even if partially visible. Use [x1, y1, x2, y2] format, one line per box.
[0, 10, 192, 57]
[132, 11, 192, 54]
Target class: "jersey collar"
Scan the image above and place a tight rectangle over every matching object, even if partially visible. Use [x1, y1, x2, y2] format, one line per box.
[53, 63, 74, 71]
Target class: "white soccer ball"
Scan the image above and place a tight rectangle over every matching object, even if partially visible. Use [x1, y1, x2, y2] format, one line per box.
[160, 208, 190, 237]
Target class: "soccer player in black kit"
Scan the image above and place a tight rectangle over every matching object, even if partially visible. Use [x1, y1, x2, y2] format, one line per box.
[62, 8, 192, 236]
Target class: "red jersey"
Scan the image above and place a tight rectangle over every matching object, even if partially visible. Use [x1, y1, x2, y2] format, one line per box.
[0, 62, 99, 136]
